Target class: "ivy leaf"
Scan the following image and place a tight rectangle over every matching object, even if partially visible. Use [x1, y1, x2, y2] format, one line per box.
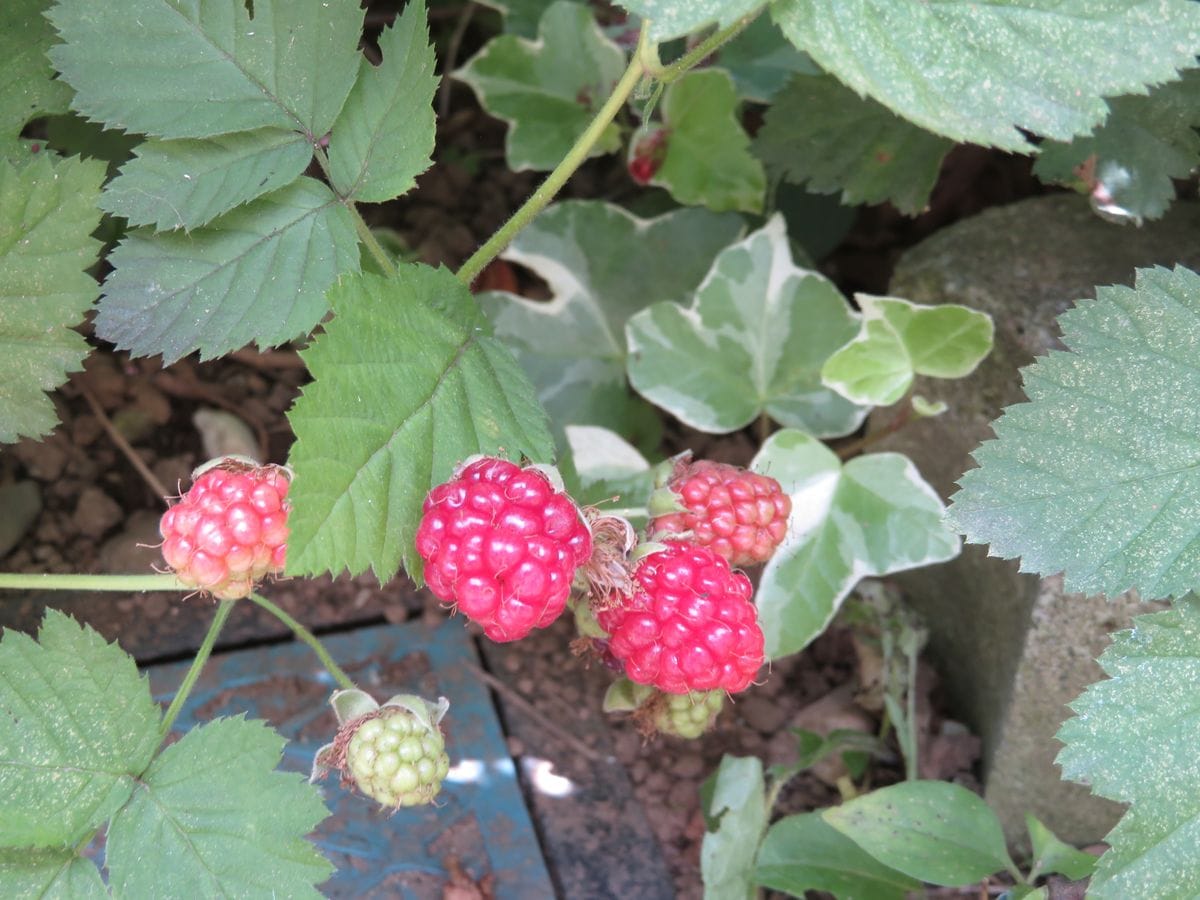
[480, 200, 743, 440]
[625, 215, 865, 436]
[755, 812, 921, 899]
[1035, 72, 1200, 225]
[475, 0, 555, 38]
[99, 128, 313, 231]
[106, 716, 331, 897]
[756, 74, 954, 215]
[94, 177, 360, 363]
[0, 610, 160, 848]
[0, 154, 105, 443]
[0, 848, 106, 898]
[454, 1, 626, 171]
[0, 0, 72, 146]
[328, 0, 438, 203]
[700, 755, 767, 900]
[771, 0, 1200, 151]
[1057, 596, 1200, 897]
[562, 424, 653, 514]
[950, 265, 1200, 600]
[821, 295, 994, 406]
[717, 14, 818, 104]
[615, 0, 765, 42]
[651, 70, 765, 213]
[286, 267, 553, 583]
[49, 0, 364, 139]
[824, 781, 1016, 886]
[753, 429, 959, 659]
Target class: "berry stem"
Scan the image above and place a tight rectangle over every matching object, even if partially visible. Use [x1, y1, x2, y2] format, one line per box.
[0, 572, 186, 592]
[159, 600, 233, 738]
[455, 23, 653, 287]
[656, 12, 760, 84]
[248, 592, 356, 691]
[312, 144, 397, 278]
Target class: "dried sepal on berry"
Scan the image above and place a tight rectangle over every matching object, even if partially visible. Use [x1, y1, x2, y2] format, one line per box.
[601, 677, 723, 739]
[312, 689, 452, 810]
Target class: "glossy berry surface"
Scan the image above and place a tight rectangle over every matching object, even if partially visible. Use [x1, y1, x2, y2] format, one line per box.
[651, 460, 791, 566]
[346, 709, 450, 808]
[657, 690, 723, 739]
[415, 457, 592, 642]
[597, 541, 764, 694]
[159, 460, 290, 600]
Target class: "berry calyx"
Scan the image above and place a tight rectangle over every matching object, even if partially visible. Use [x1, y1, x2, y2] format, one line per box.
[159, 456, 290, 600]
[415, 456, 593, 642]
[649, 457, 791, 566]
[596, 541, 764, 694]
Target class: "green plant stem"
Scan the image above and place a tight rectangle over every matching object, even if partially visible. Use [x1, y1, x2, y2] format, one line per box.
[312, 144, 397, 277]
[0, 572, 185, 592]
[904, 639, 919, 782]
[657, 12, 760, 84]
[456, 24, 652, 286]
[248, 592, 356, 691]
[159, 601, 233, 738]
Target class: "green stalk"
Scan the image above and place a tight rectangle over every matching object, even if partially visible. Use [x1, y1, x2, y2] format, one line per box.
[456, 24, 653, 286]
[312, 144, 397, 277]
[159, 600, 233, 738]
[248, 592, 356, 691]
[0, 572, 185, 592]
[657, 12, 760, 84]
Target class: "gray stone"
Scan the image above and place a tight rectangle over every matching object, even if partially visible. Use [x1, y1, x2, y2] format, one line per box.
[870, 194, 1200, 847]
[0, 481, 43, 559]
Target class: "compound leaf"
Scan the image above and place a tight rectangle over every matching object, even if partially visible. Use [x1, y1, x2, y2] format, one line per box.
[106, 716, 331, 898]
[100, 128, 313, 231]
[480, 200, 743, 440]
[616, 0, 766, 42]
[94, 177, 360, 363]
[454, 1, 626, 171]
[651, 70, 765, 213]
[0, 848, 107, 899]
[754, 429, 959, 659]
[0, 610, 160, 848]
[756, 813, 921, 899]
[822, 295, 994, 406]
[700, 755, 767, 900]
[0, 153, 105, 443]
[1057, 596, 1200, 897]
[950, 265, 1200, 600]
[756, 74, 953, 215]
[1, 0, 72, 147]
[625, 215, 865, 436]
[1035, 71, 1200, 225]
[49, 0, 364, 139]
[771, 0, 1200, 151]
[286, 267, 553, 583]
[328, 0, 438, 203]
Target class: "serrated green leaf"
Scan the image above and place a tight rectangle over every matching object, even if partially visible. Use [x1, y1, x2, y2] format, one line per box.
[824, 781, 1015, 886]
[717, 14, 817, 103]
[701, 755, 767, 900]
[480, 200, 743, 441]
[1025, 814, 1097, 882]
[756, 74, 953, 215]
[106, 716, 331, 898]
[950, 265, 1200, 600]
[0, 848, 107, 899]
[94, 177, 359, 363]
[821, 295, 994, 406]
[616, 0, 765, 42]
[454, 1, 626, 170]
[1057, 596, 1200, 897]
[755, 812, 921, 899]
[328, 0, 438, 203]
[49, 0, 364, 140]
[771, 0, 1200, 152]
[0, 153, 104, 443]
[0, 0, 72, 146]
[753, 430, 959, 659]
[625, 215, 865, 436]
[651, 69, 765, 214]
[1035, 71, 1200, 225]
[0, 610, 160, 848]
[286, 267, 553, 582]
[99, 128, 313, 231]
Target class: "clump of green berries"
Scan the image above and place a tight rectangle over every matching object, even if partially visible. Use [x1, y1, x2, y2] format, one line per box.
[656, 690, 724, 739]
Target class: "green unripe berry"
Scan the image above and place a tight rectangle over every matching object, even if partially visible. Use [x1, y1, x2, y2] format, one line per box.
[656, 690, 723, 739]
[345, 707, 450, 808]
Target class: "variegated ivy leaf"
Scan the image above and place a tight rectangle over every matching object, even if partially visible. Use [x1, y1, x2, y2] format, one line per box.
[476, 0, 556, 38]
[562, 424, 653, 516]
[950, 265, 1200, 600]
[771, 0, 1200, 152]
[455, 1, 626, 171]
[821, 295, 994, 406]
[753, 429, 959, 659]
[615, 0, 766, 42]
[625, 215, 865, 436]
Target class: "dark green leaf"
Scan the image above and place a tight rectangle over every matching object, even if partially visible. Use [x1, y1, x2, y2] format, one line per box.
[701, 755, 767, 900]
[717, 14, 817, 103]
[616, 0, 765, 42]
[1025, 814, 1096, 882]
[0, 848, 107, 899]
[0, 0, 72, 146]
